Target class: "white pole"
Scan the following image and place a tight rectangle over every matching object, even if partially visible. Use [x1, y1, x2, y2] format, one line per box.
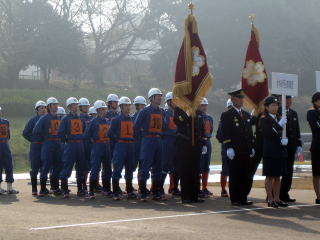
[282, 93, 286, 139]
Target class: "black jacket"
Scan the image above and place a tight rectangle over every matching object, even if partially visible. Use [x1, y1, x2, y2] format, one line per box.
[173, 107, 205, 146]
[260, 114, 287, 159]
[220, 107, 254, 156]
[279, 107, 302, 151]
[307, 108, 320, 152]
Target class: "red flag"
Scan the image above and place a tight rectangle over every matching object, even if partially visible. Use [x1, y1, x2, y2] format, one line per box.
[241, 25, 269, 114]
[173, 14, 212, 115]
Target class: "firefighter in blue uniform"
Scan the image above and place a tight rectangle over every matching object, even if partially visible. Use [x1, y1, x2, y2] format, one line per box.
[198, 97, 214, 198]
[108, 96, 137, 200]
[84, 100, 112, 199]
[33, 97, 62, 196]
[134, 88, 165, 201]
[22, 100, 47, 195]
[132, 96, 147, 172]
[78, 97, 94, 192]
[58, 97, 86, 198]
[161, 92, 180, 196]
[0, 106, 19, 195]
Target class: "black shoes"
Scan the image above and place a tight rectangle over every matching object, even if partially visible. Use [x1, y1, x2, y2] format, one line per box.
[268, 201, 288, 208]
[268, 201, 279, 208]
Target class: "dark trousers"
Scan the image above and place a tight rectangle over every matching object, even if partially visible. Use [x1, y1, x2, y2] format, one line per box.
[177, 138, 201, 202]
[229, 154, 252, 203]
[280, 150, 295, 199]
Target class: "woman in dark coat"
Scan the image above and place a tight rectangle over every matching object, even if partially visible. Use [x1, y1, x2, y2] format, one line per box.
[307, 92, 320, 204]
[260, 96, 288, 208]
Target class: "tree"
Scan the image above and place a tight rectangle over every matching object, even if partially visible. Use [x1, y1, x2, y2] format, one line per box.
[0, 0, 85, 87]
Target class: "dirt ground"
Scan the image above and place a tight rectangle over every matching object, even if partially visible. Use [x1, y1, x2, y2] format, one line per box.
[0, 180, 319, 240]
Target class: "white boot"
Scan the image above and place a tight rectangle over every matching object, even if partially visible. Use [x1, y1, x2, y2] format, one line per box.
[7, 182, 19, 194]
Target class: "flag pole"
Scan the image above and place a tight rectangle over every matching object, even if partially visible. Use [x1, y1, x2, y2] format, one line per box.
[189, 2, 195, 146]
[249, 14, 255, 29]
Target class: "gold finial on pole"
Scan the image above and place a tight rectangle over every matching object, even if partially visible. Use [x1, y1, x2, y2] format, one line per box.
[248, 14, 256, 27]
[188, 2, 194, 15]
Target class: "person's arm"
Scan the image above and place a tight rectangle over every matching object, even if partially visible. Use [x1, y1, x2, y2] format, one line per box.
[83, 119, 93, 140]
[216, 121, 223, 143]
[295, 112, 302, 147]
[107, 118, 119, 140]
[134, 109, 145, 138]
[7, 120, 11, 140]
[58, 117, 67, 142]
[22, 118, 33, 142]
[221, 112, 232, 149]
[32, 116, 45, 141]
[307, 110, 320, 133]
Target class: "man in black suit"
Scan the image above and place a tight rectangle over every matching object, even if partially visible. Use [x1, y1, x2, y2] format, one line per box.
[174, 107, 205, 203]
[277, 95, 302, 202]
[220, 89, 255, 206]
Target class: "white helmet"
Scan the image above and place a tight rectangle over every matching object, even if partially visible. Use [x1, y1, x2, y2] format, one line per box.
[119, 96, 132, 105]
[46, 97, 59, 106]
[57, 106, 66, 115]
[94, 100, 107, 110]
[66, 97, 79, 107]
[226, 98, 233, 108]
[107, 94, 119, 102]
[133, 96, 147, 105]
[35, 100, 46, 110]
[88, 106, 97, 115]
[165, 92, 173, 102]
[148, 88, 162, 99]
[79, 97, 90, 106]
[200, 97, 208, 105]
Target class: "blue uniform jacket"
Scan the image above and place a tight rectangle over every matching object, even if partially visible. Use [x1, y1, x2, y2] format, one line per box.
[0, 118, 10, 141]
[58, 113, 86, 142]
[163, 108, 177, 137]
[107, 113, 135, 142]
[22, 115, 41, 143]
[134, 105, 165, 137]
[83, 116, 110, 143]
[33, 113, 60, 142]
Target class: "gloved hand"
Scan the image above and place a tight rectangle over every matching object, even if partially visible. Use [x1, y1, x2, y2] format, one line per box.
[281, 138, 288, 146]
[250, 148, 255, 158]
[278, 116, 287, 127]
[202, 145, 207, 155]
[227, 148, 235, 160]
[296, 146, 303, 154]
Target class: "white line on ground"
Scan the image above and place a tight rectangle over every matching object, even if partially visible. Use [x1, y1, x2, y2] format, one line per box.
[29, 204, 319, 231]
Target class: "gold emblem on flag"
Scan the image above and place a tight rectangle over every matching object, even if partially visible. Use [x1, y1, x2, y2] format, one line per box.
[192, 46, 205, 77]
[242, 60, 266, 86]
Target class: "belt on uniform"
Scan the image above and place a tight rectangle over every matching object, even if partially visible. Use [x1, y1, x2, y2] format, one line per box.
[95, 140, 110, 143]
[68, 140, 82, 143]
[0, 140, 8, 143]
[31, 142, 42, 144]
[118, 140, 134, 143]
[144, 135, 161, 138]
[47, 138, 60, 141]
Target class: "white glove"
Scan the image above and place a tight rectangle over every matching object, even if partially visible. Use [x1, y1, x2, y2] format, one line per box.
[250, 148, 255, 158]
[227, 148, 235, 160]
[202, 145, 207, 155]
[281, 138, 288, 146]
[278, 116, 287, 127]
[296, 146, 303, 154]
